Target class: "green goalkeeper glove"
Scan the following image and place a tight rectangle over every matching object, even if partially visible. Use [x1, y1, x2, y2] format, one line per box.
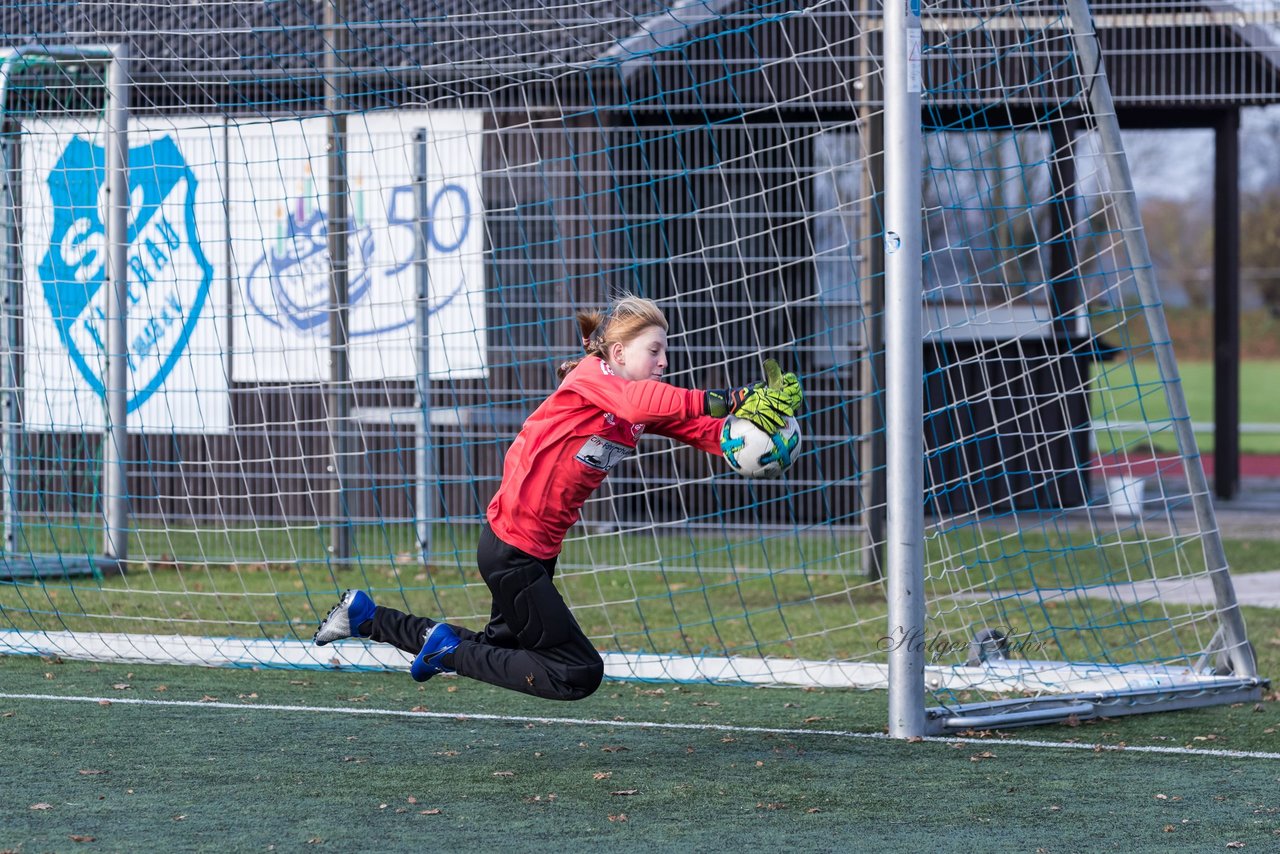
[704, 359, 804, 433]
[764, 358, 804, 416]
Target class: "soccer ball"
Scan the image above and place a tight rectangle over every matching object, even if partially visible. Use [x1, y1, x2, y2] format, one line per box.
[719, 415, 801, 479]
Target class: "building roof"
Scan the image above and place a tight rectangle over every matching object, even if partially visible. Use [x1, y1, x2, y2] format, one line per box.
[1, 0, 1278, 111]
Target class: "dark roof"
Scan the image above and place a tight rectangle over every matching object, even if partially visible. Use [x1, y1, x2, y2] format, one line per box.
[2, 0, 1278, 111]
[0, 1, 674, 77]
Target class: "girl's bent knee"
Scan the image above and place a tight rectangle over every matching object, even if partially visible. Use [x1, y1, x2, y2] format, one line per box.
[560, 661, 604, 701]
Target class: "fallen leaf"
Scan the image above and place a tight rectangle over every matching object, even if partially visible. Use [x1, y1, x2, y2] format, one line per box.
[608, 813, 628, 822]
[410, 706, 429, 713]
[593, 772, 613, 780]
[97, 700, 111, 707]
[68, 835, 95, 843]
[419, 809, 443, 816]
[173, 815, 186, 821]
[756, 802, 787, 811]
[200, 695, 218, 703]
[407, 796, 418, 804]
[601, 746, 629, 754]
[30, 803, 53, 811]
[806, 807, 822, 814]
[970, 751, 997, 762]
[802, 716, 829, 724]
[611, 789, 639, 796]
[1227, 843, 1245, 849]
[492, 771, 515, 778]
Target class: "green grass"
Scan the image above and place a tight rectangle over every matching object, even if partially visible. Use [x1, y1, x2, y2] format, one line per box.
[3, 534, 1279, 850]
[1, 609, 1278, 852]
[1094, 359, 1280, 455]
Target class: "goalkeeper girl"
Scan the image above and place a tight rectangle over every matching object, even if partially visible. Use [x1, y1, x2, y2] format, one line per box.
[313, 294, 802, 701]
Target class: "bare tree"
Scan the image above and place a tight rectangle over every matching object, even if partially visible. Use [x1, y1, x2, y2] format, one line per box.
[1141, 197, 1212, 308]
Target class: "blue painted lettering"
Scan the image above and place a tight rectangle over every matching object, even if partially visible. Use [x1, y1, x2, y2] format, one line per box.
[59, 217, 105, 284]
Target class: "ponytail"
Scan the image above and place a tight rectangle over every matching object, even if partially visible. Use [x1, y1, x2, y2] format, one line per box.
[557, 311, 608, 380]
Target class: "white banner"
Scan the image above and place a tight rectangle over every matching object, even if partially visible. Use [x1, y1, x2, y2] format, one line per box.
[19, 110, 488, 433]
[227, 110, 487, 382]
[21, 118, 230, 433]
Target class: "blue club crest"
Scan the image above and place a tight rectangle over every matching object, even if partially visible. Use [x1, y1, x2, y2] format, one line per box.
[38, 135, 212, 413]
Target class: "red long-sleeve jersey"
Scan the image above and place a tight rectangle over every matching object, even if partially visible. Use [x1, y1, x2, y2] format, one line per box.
[486, 356, 724, 559]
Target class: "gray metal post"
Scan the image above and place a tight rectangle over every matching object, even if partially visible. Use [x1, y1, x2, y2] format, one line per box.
[325, 0, 353, 561]
[1065, 0, 1257, 679]
[884, 0, 926, 739]
[413, 130, 435, 562]
[103, 47, 130, 563]
[0, 103, 17, 557]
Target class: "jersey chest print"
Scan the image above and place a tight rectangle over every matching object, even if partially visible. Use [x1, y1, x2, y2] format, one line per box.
[574, 434, 633, 472]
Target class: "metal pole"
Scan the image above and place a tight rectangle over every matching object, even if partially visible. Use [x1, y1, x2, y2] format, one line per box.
[103, 47, 130, 564]
[884, 0, 926, 739]
[325, 0, 352, 561]
[413, 130, 435, 562]
[1212, 109, 1240, 500]
[0, 55, 15, 560]
[1065, 0, 1257, 679]
[0, 110, 17, 558]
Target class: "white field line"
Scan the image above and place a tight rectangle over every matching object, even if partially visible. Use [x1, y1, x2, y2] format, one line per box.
[2, 691, 1279, 762]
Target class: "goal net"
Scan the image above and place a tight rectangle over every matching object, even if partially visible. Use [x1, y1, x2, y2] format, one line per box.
[0, 0, 1262, 732]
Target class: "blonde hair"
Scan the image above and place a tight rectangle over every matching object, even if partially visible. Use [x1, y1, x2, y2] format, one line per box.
[558, 294, 668, 380]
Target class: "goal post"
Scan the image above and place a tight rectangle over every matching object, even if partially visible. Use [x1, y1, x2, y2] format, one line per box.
[883, 0, 927, 739]
[903, 0, 1263, 734]
[0, 2, 1266, 734]
[0, 44, 130, 574]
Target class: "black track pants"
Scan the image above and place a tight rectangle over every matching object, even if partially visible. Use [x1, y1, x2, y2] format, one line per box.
[367, 525, 604, 701]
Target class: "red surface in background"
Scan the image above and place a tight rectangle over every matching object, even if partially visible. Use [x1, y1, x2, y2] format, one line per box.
[1093, 453, 1280, 479]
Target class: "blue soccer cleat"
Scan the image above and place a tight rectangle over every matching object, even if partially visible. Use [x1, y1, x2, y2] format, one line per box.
[411, 622, 460, 682]
[313, 589, 376, 646]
